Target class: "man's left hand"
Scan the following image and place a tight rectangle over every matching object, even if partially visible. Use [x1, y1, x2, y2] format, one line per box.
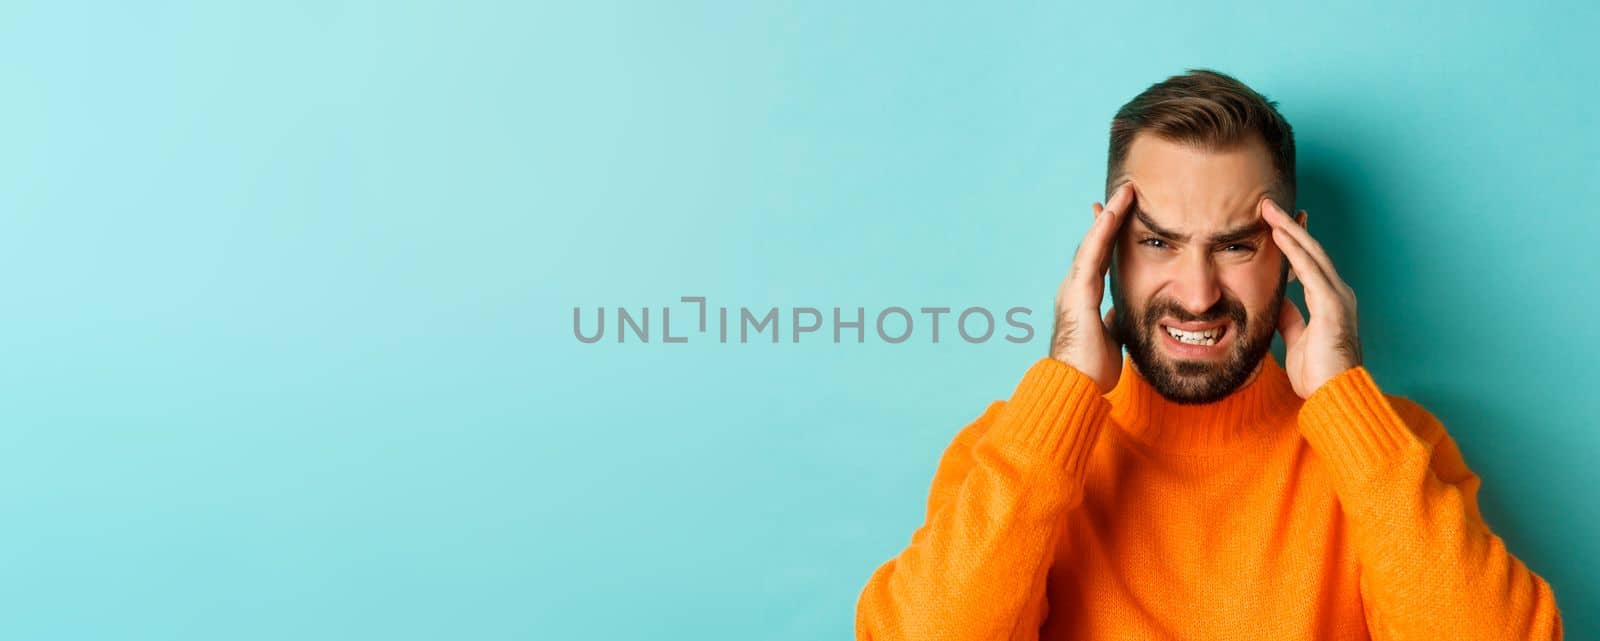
[1262, 198, 1363, 399]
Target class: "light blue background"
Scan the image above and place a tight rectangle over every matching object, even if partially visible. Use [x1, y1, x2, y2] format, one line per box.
[2, 1, 1595, 639]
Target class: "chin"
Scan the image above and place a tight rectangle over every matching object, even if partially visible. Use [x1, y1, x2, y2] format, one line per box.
[1133, 324, 1270, 405]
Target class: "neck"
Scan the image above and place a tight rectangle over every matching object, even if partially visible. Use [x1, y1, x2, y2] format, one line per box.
[1108, 352, 1301, 455]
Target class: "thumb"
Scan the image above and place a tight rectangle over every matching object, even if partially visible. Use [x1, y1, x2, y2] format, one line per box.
[1277, 298, 1307, 347]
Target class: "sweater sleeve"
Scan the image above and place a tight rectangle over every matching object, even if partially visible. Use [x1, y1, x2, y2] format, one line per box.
[854, 357, 1112, 641]
[1297, 366, 1564, 641]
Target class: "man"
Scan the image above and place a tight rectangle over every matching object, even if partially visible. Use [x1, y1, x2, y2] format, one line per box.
[854, 70, 1562, 640]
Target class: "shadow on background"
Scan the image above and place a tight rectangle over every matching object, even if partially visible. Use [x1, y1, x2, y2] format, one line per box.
[1275, 121, 1594, 632]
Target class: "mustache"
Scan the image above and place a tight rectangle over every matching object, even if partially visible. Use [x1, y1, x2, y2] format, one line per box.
[1140, 296, 1249, 329]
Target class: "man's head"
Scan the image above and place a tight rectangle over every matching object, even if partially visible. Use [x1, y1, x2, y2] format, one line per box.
[1104, 69, 1304, 404]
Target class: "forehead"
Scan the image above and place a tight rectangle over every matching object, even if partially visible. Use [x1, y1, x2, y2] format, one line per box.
[1117, 133, 1278, 229]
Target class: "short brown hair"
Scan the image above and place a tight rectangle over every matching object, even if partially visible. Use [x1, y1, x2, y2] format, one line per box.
[1106, 69, 1296, 208]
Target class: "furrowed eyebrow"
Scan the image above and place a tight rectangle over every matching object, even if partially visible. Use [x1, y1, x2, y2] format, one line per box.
[1132, 208, 1187, 241]
[1131, 207, 1270, 245]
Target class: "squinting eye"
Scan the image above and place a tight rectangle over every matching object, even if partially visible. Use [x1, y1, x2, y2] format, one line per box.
[1139, 238, 1169, 249]
[1222, 243, 1255, 253]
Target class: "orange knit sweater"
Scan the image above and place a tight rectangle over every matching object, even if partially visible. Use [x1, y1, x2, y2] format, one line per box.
[855, 354, 1562, 640]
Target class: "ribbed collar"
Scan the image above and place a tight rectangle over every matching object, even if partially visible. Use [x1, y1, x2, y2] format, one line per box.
[1104, 352, 1304, 455]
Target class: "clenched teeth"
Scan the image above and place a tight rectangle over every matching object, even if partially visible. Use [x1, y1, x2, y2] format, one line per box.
[1164, 324, 1223, 346]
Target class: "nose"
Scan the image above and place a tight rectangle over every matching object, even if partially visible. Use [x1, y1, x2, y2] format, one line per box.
[1171, 255, 1222, 317]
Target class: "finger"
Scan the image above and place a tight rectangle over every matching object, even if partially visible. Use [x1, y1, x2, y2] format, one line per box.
[1271, 223, 1344, 316]
[1070, 200, 1109, 267]
[1261, 200, 1351, 296]
[1068, 183, 1134, 302]
[1102, 181, 1134, 218]
[1259, 202, 1302, 286]
[1260, 200, 1333, 290]
[1277, 297, 1307, 347]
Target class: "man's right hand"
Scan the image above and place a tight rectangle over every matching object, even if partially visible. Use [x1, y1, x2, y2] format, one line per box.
[1048, 181, 1134, 392]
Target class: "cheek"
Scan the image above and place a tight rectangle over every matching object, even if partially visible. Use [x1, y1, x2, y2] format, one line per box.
[1112, 256, 1162, 304]
[1220, 261, 1283, 312]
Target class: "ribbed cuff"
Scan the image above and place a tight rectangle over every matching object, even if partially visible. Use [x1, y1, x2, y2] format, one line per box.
[1297, 366, 1430, 484]
[978, 357, 1111, 479]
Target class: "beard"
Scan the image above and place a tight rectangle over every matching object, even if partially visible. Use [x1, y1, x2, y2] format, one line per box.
[1109, 264, 1285, 405]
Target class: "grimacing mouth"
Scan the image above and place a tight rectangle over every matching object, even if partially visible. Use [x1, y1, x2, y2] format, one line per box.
[1158, 322, 1230, 347]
